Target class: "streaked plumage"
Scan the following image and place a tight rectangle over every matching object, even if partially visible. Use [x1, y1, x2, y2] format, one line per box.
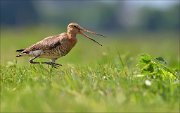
[16, 22, 104, 67]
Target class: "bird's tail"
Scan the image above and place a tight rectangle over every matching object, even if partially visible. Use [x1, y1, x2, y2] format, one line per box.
[16, 49, 25, 57]
[16, 49, 24, 52]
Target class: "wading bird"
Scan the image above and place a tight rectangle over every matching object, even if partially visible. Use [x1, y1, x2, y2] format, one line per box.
[16, 23, 104, 67]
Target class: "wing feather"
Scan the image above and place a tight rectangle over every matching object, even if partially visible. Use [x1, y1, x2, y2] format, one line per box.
[22, 33, 67, 53]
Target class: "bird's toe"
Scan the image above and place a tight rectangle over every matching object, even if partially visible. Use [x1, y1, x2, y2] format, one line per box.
[52, 63, 62, 68]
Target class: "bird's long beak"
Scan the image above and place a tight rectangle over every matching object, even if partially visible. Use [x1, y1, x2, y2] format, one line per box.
[79, 27, 104, 46]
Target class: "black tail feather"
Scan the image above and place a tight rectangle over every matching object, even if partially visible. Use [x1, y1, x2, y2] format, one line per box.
[16, 49, 24, 52]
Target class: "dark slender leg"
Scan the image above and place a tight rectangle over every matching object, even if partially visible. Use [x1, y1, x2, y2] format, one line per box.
[29, 55, 40, 64]
[51, 58, 62, 68]
[29, 56, 62, 68]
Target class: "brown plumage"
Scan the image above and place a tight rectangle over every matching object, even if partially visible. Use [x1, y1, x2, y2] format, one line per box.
[16, 23, 104, 67]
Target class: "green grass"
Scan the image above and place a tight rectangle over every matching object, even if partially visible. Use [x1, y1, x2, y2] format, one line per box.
[0, 27, 179, 112]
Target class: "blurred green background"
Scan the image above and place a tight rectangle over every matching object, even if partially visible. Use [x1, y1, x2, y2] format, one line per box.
[1, 0, 179, 32]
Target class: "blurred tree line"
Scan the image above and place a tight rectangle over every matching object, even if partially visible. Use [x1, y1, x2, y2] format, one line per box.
[0, 0, 39, 26]
[0, 1, 179, 32]
[139, 5, 180, 31]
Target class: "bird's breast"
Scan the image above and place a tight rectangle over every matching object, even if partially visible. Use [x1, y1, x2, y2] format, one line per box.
[69, 37, 77, 47]
[55, 37, 77, 56]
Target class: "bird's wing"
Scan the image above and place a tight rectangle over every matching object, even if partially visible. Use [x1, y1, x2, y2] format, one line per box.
[22, 33, 67, 53]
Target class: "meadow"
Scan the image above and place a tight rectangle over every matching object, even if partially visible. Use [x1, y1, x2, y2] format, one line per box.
[0, 27, 179, 112]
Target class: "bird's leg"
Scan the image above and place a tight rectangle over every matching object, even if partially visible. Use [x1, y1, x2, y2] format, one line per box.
[50, 58, 62, 68]
[29, 55, 41, 64]
[29, 56, 52, 65]
[29, 56, 62, 67]
[29, 56, 53, 65]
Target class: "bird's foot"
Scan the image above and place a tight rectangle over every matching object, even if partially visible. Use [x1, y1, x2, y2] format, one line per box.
[51, 63, 62, 68]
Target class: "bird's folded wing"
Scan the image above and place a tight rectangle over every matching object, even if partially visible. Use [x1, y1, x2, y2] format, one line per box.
[22, 34, 67, 53]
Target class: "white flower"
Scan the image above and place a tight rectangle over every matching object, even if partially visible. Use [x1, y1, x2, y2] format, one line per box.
[145, 80, 152, 86]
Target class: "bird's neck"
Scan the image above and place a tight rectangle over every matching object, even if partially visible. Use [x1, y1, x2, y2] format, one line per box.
[67, 32, 77, 47]
[67, 32, 77, 39]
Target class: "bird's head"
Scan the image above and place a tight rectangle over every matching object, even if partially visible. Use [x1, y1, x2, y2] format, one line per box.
[67, 22, 104, 46]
